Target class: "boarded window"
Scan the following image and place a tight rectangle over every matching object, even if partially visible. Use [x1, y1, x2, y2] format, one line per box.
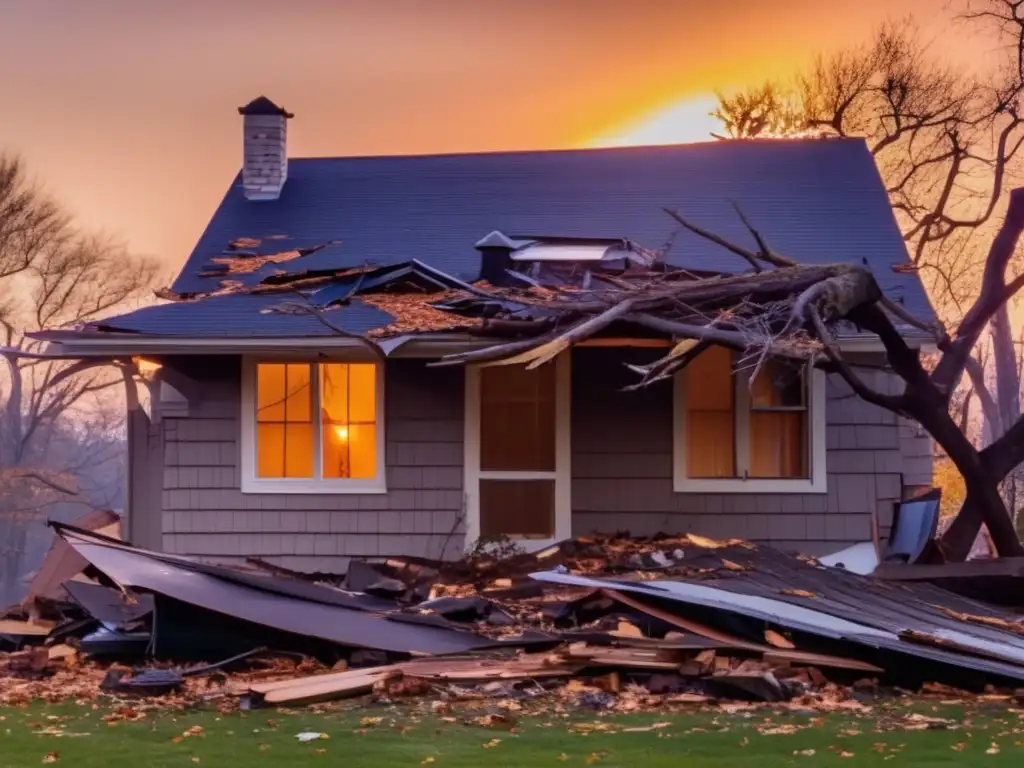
[684, 349, 809, 480]
[255, 362, 378, 481]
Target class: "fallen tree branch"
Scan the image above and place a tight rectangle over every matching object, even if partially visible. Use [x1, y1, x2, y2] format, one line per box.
[808, 306, 906, 413]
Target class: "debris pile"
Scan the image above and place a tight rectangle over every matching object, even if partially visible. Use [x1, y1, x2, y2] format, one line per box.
[6, 524, 1024, 713]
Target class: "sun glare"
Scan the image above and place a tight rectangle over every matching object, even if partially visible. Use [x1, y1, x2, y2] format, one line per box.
[588, 94, 724, 148]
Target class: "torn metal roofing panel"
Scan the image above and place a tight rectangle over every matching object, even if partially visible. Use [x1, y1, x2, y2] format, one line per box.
[60, 532, 493, 655]
[531, 562, 1024, 683]
[25, 509, 121, 602]
[62, 581, 154, 626]
[171, 139, 932, 320]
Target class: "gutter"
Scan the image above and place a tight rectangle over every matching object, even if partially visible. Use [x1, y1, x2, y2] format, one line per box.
[27, 328, 938, 360]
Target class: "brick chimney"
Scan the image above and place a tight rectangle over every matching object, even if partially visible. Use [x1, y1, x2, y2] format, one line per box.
[238, 96, 294, 201]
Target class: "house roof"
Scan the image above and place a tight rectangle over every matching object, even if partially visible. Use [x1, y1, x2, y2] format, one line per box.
[91, 137, 932, 339]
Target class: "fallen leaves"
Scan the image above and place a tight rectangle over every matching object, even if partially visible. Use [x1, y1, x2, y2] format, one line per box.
[764, 630, 795, 649]
[41, 753, 58, 764]
[987, 742, 1001, 755]
[482, 738, 502, 749]
[793, 749, 816, 757]
[780, 588, 817, 599]
[469, 714, 517, 730]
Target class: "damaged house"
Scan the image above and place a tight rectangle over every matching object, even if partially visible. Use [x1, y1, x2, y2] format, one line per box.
[32, 96, 936, 572]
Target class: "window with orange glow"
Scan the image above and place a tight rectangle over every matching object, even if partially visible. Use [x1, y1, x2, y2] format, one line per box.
[254, 362, 379, 482]
[683, 349, 808, 480]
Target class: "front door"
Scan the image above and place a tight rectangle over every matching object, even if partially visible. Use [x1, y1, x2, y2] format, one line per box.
[464, 353, 571, 551]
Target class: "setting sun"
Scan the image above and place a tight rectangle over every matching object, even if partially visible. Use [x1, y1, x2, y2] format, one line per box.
[588, 93, 724, 148]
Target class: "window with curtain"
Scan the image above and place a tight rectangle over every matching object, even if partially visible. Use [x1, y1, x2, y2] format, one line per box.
[682, 348, 809, 480]
[254, 362, 379, 483]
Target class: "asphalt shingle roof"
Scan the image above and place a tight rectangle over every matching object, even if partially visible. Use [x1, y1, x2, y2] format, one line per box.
[99, 138, 931, 337]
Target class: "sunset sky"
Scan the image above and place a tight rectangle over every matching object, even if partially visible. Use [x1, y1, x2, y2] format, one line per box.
[0, 0, 991, 275]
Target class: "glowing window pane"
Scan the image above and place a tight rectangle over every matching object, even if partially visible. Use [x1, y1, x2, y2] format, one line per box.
[685, 347, 736, 478]
[319, 363, 378, 480]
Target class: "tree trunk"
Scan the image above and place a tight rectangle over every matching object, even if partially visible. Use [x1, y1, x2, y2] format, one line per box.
[910, 386, 1024, 558]
[1, 522, 25, 606]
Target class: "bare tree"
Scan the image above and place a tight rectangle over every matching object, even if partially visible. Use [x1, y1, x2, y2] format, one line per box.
[715, 3, 1024, 532]
[0, 155, 157, 602]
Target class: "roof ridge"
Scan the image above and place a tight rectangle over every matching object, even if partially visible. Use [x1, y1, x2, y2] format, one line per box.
[284, 136, 865, 164]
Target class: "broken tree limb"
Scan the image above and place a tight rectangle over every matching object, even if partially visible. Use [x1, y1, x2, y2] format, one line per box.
[931, 186, 1024, 397]
[627, 312, 814, 359]
[728, 200, 799, 268]
[428, 333, 562, 367]
[663, 207, 763, 272]
[488, 299, 636, 370]
[808, 306, 906, 413]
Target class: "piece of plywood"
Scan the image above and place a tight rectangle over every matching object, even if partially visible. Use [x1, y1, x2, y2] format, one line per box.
[249, 665, 400, 696]
[0, 620, 54, 636]
[263, 670, 400, 706]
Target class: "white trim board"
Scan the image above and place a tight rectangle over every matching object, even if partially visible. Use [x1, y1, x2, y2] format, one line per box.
[672, 364, 827, 494]
[463, 353, 572, 552]
[35, 331, 936, 358]
[239, 357, 387, 495]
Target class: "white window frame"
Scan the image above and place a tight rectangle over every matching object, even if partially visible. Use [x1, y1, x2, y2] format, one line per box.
[672, 362, 827, 494]
[240, 357, 387, 494]
[463, 353, 572, 552]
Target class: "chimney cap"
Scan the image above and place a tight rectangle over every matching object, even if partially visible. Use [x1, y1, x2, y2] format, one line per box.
[238, 96, 294, 118]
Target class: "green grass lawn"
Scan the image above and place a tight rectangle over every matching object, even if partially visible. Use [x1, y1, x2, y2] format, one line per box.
[2, 700, 1023, 767]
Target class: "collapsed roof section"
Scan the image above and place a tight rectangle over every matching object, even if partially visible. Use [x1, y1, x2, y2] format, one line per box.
[43, 212, 937, 394]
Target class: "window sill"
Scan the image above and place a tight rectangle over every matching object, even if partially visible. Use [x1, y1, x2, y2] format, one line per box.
[241, 478, 388, 495]
[673, 476, 826, 494]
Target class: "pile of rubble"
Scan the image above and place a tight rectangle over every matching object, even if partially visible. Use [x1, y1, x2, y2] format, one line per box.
[5, 523, 1024, 714]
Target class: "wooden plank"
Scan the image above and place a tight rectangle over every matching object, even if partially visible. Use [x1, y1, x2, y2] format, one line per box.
[0, 620, 53, 636]
[763, 650, 883, 673]
[584, 656, 683, 670]
[249, 664, 400, 695]
[601, 588, 763, 651]
[604, 588, 883, 672]
[875, 559, 1024, 581]
[577, 338, 672, 348]
[263, 670, 401, 706]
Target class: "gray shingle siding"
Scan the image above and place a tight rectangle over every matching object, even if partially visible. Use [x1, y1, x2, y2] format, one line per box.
[152, 349, 932, 568]
[159, 358, 465, 571]
[569, 350, 930, 557]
